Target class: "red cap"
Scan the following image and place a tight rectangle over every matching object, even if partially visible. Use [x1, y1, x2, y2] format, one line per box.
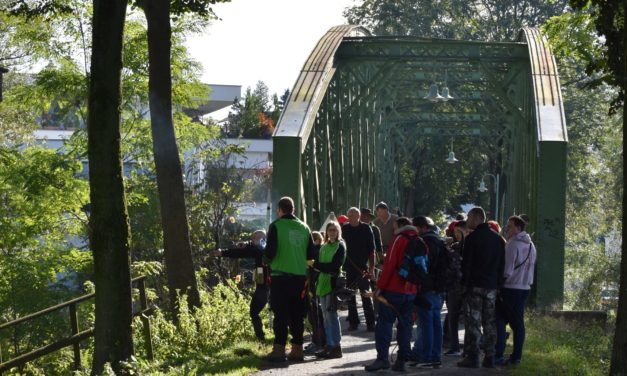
[488, 220, 501, 233]
[338, 215, 349, 225]
[447, 220, 459, 233]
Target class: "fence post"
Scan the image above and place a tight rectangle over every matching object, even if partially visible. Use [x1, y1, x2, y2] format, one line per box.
[68, 303, 81, 370]
[138, 279, 154, 360]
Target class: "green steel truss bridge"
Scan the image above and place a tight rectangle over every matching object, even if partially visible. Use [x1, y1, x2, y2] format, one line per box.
[272, 26, 567, 308]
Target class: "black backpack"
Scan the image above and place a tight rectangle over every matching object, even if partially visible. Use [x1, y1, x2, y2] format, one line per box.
[421, 232, 451, 293]
[397, 234, 429, 286]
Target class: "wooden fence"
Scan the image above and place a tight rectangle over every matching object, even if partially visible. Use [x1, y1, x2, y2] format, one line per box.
[0, 276, 153, 373]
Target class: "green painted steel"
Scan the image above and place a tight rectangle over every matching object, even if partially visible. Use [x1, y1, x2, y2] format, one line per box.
[272, 26, 567, 308]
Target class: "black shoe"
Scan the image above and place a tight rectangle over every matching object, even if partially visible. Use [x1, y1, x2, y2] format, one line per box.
[321, 345, 343, 359]
[506, 357, 521, 366]
[304, 342, 321, 355]
[482, 356, 495, 368]
[365, 359, 391, 372]
[314, 346, 329, 358]
[444, 349, 462, 356]
[347, 324, 359, 331]
[392, 359, 405, 372]
[457, 356, 480, 368]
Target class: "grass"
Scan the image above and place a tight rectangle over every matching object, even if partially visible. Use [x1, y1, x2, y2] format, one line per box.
[507, 314, 611, 376]
[141, 340, 272, 376]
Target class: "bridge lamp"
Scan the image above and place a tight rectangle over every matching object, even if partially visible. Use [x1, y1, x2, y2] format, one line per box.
[478, 178, 488, 192]
[440, 70, 454, 102]
[424, 83, 444, 102]
[478, 173, 500, 221]
[445, 138, 458, 164]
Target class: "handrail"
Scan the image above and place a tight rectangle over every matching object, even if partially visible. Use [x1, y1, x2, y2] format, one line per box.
[0, 276, 153, 373]
[0, 276, 147, 331]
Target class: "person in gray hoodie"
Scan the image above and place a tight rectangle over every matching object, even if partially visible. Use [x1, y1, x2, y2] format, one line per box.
[495, 215, 537, 365]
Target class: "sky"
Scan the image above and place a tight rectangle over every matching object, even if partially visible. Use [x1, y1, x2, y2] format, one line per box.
[186, 0, 356, 98]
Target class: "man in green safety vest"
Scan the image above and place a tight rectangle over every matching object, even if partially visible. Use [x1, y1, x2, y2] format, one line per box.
[263, 196, 316, 362]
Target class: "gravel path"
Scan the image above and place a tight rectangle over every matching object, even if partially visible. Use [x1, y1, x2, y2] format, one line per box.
[253, 303, 507, 376]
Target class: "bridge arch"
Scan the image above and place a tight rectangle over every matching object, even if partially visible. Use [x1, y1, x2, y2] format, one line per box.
[272, 26, 567, 308]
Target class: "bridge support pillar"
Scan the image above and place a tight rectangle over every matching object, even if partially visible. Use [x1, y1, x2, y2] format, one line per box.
[272, 136, 303, 220]
[535, 141, 567, 309]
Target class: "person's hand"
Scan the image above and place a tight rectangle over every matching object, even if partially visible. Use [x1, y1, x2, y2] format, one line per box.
[211, 249, 222, 257]
[306, 259, 315, 267]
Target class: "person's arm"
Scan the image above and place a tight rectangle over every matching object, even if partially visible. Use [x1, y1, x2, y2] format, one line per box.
[377, 235, 402, 290]
[221, 243, 260, 259]
[497, 238, 506, 288]
[529, 243, 537, 285]
[502, 241, 516, 279]
[372, 225, 384, 261]
[264, 222, 278, 261]
[314, 243, 346, 274]
[366, 225, 375, 275]
[306, 233, 316, 260]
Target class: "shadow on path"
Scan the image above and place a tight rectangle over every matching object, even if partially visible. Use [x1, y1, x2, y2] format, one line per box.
[252, 303, 508, 376]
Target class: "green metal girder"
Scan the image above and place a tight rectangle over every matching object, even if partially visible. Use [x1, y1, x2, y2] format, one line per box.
[337, 38, 529, 62]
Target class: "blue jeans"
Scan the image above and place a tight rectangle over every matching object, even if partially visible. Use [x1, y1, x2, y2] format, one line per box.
[495, 288, 529, 362]
[319, 293, 341, 347]
[412, 291, 443, 362]
[375, 291, 415, 361]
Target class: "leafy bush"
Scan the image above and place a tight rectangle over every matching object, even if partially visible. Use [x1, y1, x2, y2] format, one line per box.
[133, 281, 260, 371]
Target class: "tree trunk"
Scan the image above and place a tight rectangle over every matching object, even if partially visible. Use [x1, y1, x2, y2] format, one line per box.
[143, 0, 201, 312]
[88, 0, 134, 373]
[610, 20, 627, 374]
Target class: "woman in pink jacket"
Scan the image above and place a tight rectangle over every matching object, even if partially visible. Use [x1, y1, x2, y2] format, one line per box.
[495, 215, 536, 366]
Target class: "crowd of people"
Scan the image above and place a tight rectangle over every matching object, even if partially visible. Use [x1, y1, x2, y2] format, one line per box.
[213, 196, 537, 371]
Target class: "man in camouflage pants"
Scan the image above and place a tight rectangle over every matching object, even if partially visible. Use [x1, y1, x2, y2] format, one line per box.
[457, 207, 504, 368]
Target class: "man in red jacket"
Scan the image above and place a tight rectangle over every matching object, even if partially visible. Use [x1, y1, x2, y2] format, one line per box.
[365, 217, 419, 373]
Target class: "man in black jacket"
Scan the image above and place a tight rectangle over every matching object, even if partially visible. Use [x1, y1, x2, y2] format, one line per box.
[457, 207, 505, 368]
[213, 230, 269, 341]
[342, 207, 376, 331]
[409, 215, 445, 368]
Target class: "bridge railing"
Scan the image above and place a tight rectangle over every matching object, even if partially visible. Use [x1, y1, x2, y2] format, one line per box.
[0, 276, 154, 374]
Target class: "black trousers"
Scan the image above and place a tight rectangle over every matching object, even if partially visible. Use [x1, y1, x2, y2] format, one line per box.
[270, 275, 307, 345]
[250, 284, 269, 340]
[445, 287, 463, 351]
[347, 273, 375, 327]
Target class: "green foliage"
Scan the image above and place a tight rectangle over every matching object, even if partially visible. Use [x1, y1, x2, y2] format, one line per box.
[0, 8, 55, 68]
[510, 314, 611, 376]
[545, 16, 623, 310]
[186, 137, 255, 282]
[344, 0, 568, 41]
[224, 81, 285, 139]
[566, 0, 625, 112]
[132, 282, 265, 374]
[0, 146, 91, 367]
